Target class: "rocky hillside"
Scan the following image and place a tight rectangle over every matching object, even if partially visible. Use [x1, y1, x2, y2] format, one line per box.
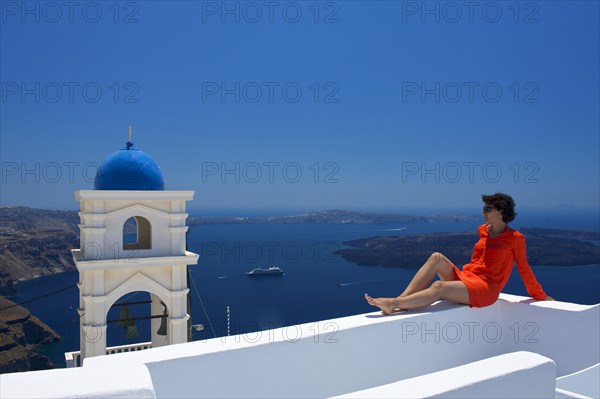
[0, 207, 79, 292]
[0, 296, 60, 374]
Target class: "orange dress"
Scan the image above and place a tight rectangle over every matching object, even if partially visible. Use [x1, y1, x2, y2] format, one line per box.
[453, 224, 547, 308]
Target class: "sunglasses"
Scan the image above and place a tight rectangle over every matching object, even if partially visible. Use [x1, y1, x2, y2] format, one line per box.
[483, 205, 497, 213]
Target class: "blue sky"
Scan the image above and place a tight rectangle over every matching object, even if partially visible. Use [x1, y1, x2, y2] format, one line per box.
[1, 1, 598, 214]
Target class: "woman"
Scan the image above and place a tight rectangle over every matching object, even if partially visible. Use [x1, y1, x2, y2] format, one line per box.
[365, 193, 554, 314]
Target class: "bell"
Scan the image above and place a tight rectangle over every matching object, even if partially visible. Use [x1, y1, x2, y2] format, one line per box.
[117, 305, 132, 327]
[157, 310, 168, 336]
[125, 324, 140, 339]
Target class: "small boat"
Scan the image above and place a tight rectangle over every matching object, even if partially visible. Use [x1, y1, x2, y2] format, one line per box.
[246, 266, 284, 276]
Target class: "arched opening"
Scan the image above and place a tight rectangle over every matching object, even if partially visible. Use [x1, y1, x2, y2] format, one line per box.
[106, 291, 169, 349]
[123, 216, 151, 250]
[106, 291, 151, 347]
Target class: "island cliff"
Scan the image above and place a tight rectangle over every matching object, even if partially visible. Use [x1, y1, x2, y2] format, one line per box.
[334, 227, 600, 268]
[0, 207, 79, 293]
[0, 296, 60, 373]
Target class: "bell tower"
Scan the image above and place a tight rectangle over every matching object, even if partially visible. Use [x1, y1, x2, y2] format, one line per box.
[72, 130, 199, 363]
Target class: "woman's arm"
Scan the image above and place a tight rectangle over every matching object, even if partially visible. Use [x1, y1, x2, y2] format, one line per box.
[514, 233, 549, 300]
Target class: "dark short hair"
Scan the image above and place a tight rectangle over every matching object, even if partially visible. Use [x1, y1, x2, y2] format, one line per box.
[482, 193, 517, 223]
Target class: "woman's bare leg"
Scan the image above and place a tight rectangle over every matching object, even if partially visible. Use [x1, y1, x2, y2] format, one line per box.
[399, 252, 457, 298]
[365, 280, 470, 314]
[364, 252, 463, 314]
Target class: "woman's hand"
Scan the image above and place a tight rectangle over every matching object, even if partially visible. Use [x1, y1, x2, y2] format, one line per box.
[544, 295, 555, 301]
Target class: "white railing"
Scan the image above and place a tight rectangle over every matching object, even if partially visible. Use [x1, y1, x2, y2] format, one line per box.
[65, 342, 152, 368]
[64, 351, 80, 368]
[106, 341, 152, 355]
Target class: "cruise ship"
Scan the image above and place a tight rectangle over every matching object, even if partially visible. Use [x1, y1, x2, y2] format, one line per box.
[246, 266, 284, 276]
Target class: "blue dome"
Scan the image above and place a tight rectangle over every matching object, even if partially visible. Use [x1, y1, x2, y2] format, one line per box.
[94, 143, 165, 190]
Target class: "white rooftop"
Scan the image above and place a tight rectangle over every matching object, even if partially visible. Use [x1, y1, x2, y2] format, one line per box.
[1, 293, 598, 399]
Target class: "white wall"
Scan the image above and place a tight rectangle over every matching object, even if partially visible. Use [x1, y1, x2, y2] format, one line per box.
[333, 351, 557, 399]
[1, 294, 598, 399]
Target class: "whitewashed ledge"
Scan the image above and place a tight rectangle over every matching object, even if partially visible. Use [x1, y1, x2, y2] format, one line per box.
[331, 351, 557, 399]
[1, 293, 598, 399]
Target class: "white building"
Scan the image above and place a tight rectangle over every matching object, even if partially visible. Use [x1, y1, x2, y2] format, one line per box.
[69, 135, 198, 363]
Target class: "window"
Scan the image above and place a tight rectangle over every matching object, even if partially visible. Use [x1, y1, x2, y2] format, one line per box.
[123, 216, 151, 250]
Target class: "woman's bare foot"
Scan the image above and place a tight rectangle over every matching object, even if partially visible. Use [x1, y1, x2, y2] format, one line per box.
[364, 293, 401, 315]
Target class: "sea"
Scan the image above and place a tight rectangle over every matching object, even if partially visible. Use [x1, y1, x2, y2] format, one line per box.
[8, 208, 600, 369]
